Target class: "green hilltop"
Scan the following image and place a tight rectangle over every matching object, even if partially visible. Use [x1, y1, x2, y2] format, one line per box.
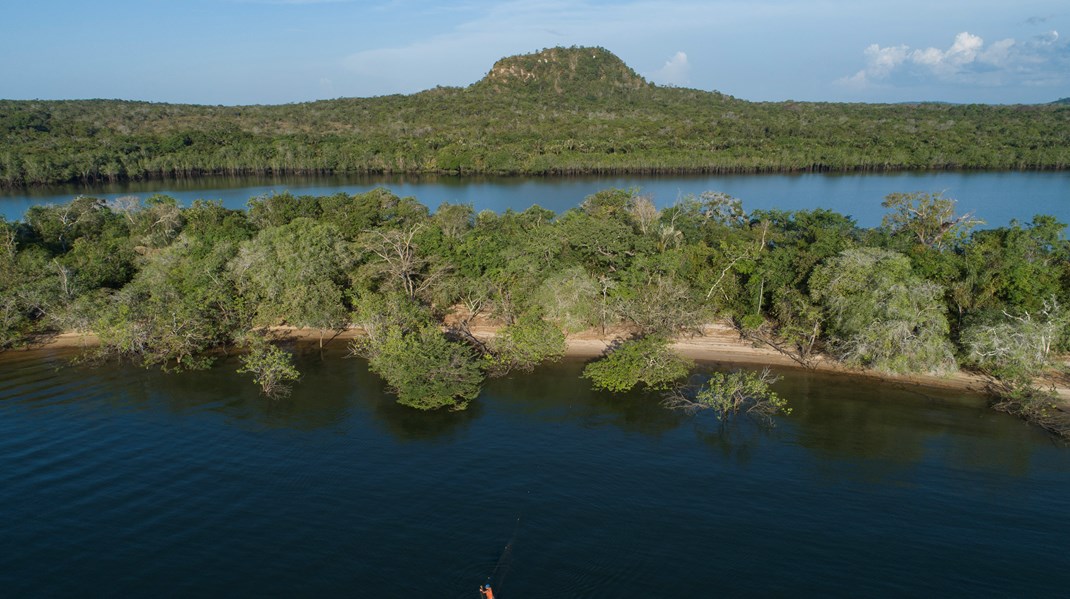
[474, 46, 652, 96]
[1, 46, 1068, 187]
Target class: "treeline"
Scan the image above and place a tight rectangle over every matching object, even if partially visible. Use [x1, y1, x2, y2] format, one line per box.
[1, 187, 1068, 433]
[3, 47, 1069, 188]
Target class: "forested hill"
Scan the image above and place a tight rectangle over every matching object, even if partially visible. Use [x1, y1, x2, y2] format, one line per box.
[2, 46, 1069, 187]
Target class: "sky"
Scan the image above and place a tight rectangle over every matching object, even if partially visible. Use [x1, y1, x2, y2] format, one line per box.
[1, 0, 1067, 105]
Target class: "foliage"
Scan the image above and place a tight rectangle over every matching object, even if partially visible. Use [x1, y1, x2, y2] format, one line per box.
[5, 48, 1068, 190]
[582, 336, 694, 393]
[664, 368, 790, 423]
[484, 313, 566, 376]
[530, 266, 601, 333]
[357, 222, 444, 301]
[349, 290, 434, 344]
[237, 335, 301, 398]
[355, 325, 484, 410]
[1, 185, 1067, 425]
[881, 192, 982, 250]
[960, 297, 1070, 395]
[89, 234, 243, 370]
[230, 217, 353, 330]
[955, 216, 1069, 314]
[810, 247, 956, 374]
[613, 270, 703, 336]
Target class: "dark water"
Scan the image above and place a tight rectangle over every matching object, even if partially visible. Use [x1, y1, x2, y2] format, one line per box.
[2, 171, 1068, 227]
[1, 347, 1067, 597]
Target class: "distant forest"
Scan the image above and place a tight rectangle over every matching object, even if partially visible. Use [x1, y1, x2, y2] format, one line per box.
[2, 47, 1069, 188]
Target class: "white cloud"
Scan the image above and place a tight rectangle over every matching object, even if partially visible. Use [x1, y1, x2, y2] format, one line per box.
[649, 51, 690, 86]
[912, 32, 984, 75]
[838, 29, 1070, 91]
[866, 43, 910, 77]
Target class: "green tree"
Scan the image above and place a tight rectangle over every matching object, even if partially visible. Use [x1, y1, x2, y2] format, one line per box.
[810, 247, 956, 374]
[881, 191, 982, 250]
[354, 325, 483, 410]
[357, 223, 443, 301]
[237, 336, 301, 398]
[91, 234, 243, 370]
[484, 313, 566, 376]
[960, 298, 1069, 396]
[230, 218, 353, 335]
[664, 368, 790, 423]
[582, 336, 693, 392]
[530, 265, 600, 333]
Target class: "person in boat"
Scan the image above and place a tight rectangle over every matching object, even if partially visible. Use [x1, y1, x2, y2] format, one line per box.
[480, 583, 495, 598]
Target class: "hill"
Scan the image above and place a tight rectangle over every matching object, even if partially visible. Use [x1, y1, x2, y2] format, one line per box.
[1, 46, 1068, 187]
[475, 46, 651, 96]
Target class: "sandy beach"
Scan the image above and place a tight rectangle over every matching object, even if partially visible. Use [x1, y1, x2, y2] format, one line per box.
[20, 320, 1008, 397]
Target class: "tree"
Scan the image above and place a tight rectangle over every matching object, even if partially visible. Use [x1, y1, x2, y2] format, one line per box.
[956, 216, 1068, 314]
[960, 298, 1070, 437]
[111, 194, 185, 250]
[582, 336, 693, 392]
[484, 313, 566, 376]
[626, 193, 659, 235]
[237, 336, 301, 398]
[432, 202, 475, 240]
[810, 247, 956, 374]
[91, 234, 243, 370]
[664, 368, 790, 423]
[24, 195, 113, 253]
[247, 191, 321, 229]
[530, 265, 600, 333]
[230, 218, 353, 335]
[612, 269, 702, 336]
[358, 223, 443, 301]
[881, 192, 982, 250]
[960, 297, 1069, 396]
[696, 191, 747, 229]
[353, 325, 483, 410]
[744, 288, 824, 368]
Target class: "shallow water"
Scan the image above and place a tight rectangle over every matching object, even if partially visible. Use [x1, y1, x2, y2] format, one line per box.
[1, 347, 1067, 597]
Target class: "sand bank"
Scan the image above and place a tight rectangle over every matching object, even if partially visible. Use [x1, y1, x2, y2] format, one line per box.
[14, 322, 1063, 401]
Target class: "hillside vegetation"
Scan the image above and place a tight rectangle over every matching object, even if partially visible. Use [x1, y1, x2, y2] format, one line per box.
[3, 47, 1069, 187]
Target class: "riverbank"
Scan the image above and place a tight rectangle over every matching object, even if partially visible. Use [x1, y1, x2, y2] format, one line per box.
[18, 321, 1024, 398]
[14, 320, 1070, 438]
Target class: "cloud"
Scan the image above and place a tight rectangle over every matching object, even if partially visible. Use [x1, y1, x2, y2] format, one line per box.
[649, 51, 690, 86]
[838, 29, 1070, 91]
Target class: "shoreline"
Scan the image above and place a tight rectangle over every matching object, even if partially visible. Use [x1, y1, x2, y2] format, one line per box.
[14, 322, 1008, 398]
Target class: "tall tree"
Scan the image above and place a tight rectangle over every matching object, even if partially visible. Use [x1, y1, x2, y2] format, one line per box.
[810, 247, 956, 374]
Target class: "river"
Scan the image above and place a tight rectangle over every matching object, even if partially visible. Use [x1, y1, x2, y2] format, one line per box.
[2, 171, 1069, 226]
[1, 346, 1067, 597]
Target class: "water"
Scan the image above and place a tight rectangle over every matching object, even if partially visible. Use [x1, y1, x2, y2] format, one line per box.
[2, 171, 1068, 227]
[1, 346, 1067, 597]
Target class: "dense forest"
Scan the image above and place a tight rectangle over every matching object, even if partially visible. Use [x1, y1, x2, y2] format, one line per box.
[3, 47, 1069, 188]
[1, 187, 1068, 434]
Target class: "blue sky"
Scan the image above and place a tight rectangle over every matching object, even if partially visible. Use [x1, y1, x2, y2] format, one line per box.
[1, 0, 1067, 105]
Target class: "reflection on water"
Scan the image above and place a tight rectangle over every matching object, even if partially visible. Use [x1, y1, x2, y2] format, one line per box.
[2, 171, 1068, 226]
[1, 349, 1068, 596]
